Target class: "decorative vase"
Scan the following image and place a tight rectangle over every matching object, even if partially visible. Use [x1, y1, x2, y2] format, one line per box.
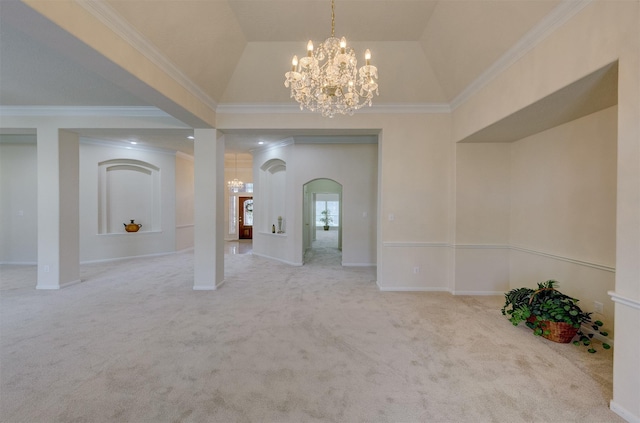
[124, 219, 142, 232]
[277, 216, 283, 233]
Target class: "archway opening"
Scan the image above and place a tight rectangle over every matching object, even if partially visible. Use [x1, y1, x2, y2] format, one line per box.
[303, 178, 342, 265]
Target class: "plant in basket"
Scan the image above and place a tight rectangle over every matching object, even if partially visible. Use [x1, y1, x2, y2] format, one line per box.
[501, 280, 610, 353]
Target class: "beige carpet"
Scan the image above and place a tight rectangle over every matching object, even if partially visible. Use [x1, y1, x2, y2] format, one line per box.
[0, 234, 621, 422]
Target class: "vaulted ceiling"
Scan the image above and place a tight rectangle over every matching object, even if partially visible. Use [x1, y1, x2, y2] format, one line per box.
[0, 0, 564, 152]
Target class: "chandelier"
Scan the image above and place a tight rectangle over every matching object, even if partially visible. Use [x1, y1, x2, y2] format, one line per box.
[284, 0, 379, 118]
[227, 154, 244, 192]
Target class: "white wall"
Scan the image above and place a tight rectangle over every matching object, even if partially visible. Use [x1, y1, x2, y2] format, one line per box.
[509, 106, 617, 333]
[295, 144, 377, 266]
[0, 140, 38, 264]
[252, 142, 377, 267]
[1, 139, 186, 264]
[452, 1, 639, 419]
[79, 141, 177, 262]
[454, 142, 511, 294]
[175, 153, 194, 251]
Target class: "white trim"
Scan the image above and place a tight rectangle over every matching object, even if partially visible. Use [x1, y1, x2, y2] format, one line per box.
[75, 0, 217, 110]
[175, 151, 194, 162]
[0, 106, 171, 117]
[381, 242, 614, 273]
[216, 103, 451, 115]
[176, 224, 194, 229]
[81, 137, 179, 156]
[0, 261, 37, 265]
[193, 285, 217, 291]
[610, 401, 640, 423]
[580, 323, 614, 348]
[511, 245, 615, 273]
[342, 262, 376, 267]
[453, 291, 504, 296]
[455, 244, 509, 250]
[383, 242, 451, 248]
[450, 0, 593, 110]
[608, 291, 640, 310]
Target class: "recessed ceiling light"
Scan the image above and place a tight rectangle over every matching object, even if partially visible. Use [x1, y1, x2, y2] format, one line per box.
[258, 141, 264, 145]
[130, 141, 137, 145]
[187, 135, 195, 140]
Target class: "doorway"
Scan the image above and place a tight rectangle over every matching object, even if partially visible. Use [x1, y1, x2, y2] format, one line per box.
[302, 179, 342, 264]
[239, 197, 253, 239]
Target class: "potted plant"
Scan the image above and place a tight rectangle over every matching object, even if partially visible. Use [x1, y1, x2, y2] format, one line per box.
[501, 280, 610, 353]
[319, 209, 332, 231]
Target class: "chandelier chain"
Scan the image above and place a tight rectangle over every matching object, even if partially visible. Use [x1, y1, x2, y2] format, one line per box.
[331, 0, 335, 38]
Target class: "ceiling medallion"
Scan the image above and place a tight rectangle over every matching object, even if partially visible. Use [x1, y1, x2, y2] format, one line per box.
[284, 0, 379, 118]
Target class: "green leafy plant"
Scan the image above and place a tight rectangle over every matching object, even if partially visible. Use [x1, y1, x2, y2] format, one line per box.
[319, 209, 332, 230]
[501, 280, 610, 353]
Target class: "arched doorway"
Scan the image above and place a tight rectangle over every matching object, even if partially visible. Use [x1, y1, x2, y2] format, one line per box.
[302, 178, 342, 264]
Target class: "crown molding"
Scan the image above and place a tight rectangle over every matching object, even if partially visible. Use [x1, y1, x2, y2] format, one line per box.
[176, 151, 194, 161]
[75, 0, 217, 110]
[80, 136, 179, 156]
[0, 106, 171, 117]
[450, 0, 593, 110]
[216, 103, 451, 114]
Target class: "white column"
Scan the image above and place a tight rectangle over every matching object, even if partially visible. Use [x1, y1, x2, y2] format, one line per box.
[193, 128, 224, 290]
[608, 47, 640, 422]
[36, 127, 80, 289]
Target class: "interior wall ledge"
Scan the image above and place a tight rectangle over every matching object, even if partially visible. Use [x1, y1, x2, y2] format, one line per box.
[383, 241, 451, 248]
[75, 0, 217, 110]
[608, 291, 640, 310]
[449, 0, 593, 110]
[511, 244, 615, 273]
[0, 106, 171, 117]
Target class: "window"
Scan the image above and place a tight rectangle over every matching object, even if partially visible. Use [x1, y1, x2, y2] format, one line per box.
[316, 200, 339, 227]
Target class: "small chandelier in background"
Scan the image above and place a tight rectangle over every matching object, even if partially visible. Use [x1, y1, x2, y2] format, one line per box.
[227, 153, 244, 192]
[284, 0, 379, 118]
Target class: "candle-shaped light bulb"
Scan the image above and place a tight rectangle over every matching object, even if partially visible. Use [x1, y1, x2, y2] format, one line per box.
[365, 49, 371, 65]
[291, 55, 298, 71]
[307, 40, 314, 56]
[340, 37, 347, 53]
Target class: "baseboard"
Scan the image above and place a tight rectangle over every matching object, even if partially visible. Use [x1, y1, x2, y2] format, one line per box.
[0, 261, 37, 265]
[193, 279, 225, 291]
[342, 262, 376, 267]
[36, 279, 82, 290]
[452, 290, 504, 296]
[376, 280, 450, 292]
[610, 401, 640, 423]
[580, 323, 614, 347]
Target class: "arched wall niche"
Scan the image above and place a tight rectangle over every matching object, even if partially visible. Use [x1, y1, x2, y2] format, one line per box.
[259, 158, 286, 233]
[98, 159, 161, 234]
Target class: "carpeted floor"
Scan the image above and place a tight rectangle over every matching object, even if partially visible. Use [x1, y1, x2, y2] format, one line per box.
[0, 232, 622, 422]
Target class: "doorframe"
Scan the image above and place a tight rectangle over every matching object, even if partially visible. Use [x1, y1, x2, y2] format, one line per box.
[238, 196, 253, 239]
[302, 178, 342, 263]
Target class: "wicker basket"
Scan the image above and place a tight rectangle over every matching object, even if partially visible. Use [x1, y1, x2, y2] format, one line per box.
[532, 319, 579, 343]
[526, 286, 580, 343]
